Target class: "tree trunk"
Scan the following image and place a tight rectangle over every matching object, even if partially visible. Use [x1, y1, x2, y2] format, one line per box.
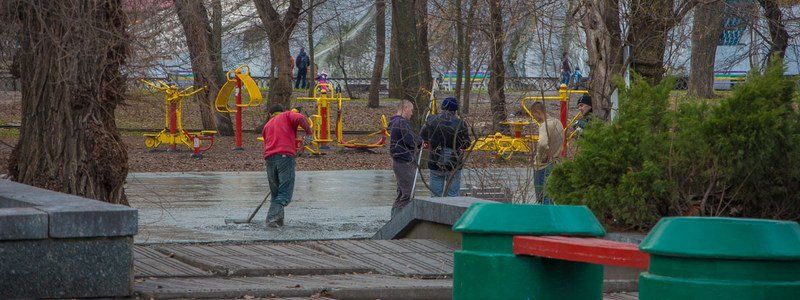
[388, 25, 403, 99]
[416, 0, 433, 93]
[9, 0, 129, 205]
[627, 0, 674, 85]
[580, 0, 623, 121]
[758, 0, 789, 63]
[488, 0, 507, 132]
[368, 0, 386, 107]
[460, 0, 478, 114]
[453, 0, 464, 103]
[688, 0, 724, 98]
[174, 0, 234, 136]
[308, 0, 315, 97]
[253, 0, 303, 109]
[391, 0, 430, 128]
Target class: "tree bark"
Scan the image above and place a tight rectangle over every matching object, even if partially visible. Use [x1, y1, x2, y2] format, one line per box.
[758, 0, 788, 63]
[460, 0, 478, 114]
[368, 0, 386, 107]
[488, 0, 507, 132]
[174, 0, 234, 136]
[308, 0, 315, 97]
[252, 0, 303, 109]
[416, 0, 433, 93]
[580, 0, 623, 121]
[627, 0, 674, 85]
[9, 0, 129, 205]
[688, 0, 724, 98]
[388, 25, 403, 98]
[391, 0, 431, 128]
[453, 0, 464, 103]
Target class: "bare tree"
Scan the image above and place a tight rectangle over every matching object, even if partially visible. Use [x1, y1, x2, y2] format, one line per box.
[368, 0, 387, 107]
[758, 0, 789, 63]
[308, 0, 316, 97]
[688, 0, 725, 98]
[253, 0, 303, 109]
[487, 0, 508, 131]
[174, 0, 234, 136]
[460, 0, 480, 114]
[8, 0, 129, 204]
[391, 0, 433, 127]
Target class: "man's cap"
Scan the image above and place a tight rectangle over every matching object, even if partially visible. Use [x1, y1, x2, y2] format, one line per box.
[442, 97, 459, 111]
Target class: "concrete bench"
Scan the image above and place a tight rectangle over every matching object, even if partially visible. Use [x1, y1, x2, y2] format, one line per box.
[0, 180, 138, 298]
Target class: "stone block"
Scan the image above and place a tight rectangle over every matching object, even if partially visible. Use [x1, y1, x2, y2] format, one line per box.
[372, 196, 495, 240]
[0, 237, 134, 298]
[0, 207, 48, 240]
[36, 204, 138, 238]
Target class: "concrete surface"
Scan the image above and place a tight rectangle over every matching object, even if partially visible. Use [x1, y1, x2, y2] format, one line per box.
[371, 196, 495, 241]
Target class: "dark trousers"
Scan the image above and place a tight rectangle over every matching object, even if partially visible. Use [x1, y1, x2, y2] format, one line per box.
[294, 67, 308, 89]
[266, 155, 296, 223]
[391, 160, 416, 217]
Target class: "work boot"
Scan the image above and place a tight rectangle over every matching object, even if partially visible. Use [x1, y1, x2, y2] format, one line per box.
[277, 218, 284, 227]
[267, 221, 280, 228]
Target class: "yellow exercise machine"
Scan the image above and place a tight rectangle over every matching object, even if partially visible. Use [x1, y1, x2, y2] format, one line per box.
[295, 83, 348, 148]
[470, 84, 588, 159]
[215, 65, 263, 150]
[333, 98, 389, 150]
[141, 80, 217, 152]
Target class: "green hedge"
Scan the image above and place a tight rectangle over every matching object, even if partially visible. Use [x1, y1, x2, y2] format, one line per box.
[548, 62, 800, 230]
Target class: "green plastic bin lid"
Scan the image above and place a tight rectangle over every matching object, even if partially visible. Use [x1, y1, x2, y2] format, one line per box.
[452, 203, 605, 236]
[640, 217, 800, 260]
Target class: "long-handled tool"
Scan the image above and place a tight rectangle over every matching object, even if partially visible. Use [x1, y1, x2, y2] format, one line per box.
[409, 82, 438, 199]
[225, 191, 270, 224]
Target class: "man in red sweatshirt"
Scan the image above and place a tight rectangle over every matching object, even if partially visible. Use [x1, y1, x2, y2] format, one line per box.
[262, 104, 312, 228]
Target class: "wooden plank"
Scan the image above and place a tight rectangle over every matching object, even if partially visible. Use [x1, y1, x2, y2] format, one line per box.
[513, 236, 649, 270]
[134, 274, 452, 299]
[133, 246, 211, 277]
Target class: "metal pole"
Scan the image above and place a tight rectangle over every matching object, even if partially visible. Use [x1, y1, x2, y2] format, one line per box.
[234, 76, 243, 150]
[410, 82, 438, 199]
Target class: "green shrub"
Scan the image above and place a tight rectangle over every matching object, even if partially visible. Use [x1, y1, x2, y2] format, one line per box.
[548, 61, 800, 230]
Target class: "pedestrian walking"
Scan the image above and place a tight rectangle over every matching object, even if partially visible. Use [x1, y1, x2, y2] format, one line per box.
[388, 100, 422, 216]
[294, 48, 310, 89]
[421, 97, 471, 197]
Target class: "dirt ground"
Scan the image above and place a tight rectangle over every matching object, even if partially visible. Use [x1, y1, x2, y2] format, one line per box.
[0, 90, 570, 173]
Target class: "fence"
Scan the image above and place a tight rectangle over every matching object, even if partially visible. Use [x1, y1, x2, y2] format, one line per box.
[1, 75, 718, 93]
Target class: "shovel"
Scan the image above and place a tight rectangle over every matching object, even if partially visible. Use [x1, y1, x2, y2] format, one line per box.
[225, 192, 270, 224]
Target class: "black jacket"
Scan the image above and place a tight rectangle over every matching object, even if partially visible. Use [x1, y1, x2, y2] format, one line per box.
[420, 111, 471, 171]
[388, 115, 422, 162]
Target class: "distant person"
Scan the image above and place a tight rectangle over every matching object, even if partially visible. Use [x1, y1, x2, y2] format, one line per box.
[261, 104, 312, 228]
[573, 94, 593, 134]
[294, 48, 310, 89]
[561, 57, 571, 85]
[571, 68, 582, 89]
[388, 100, 422, 216]
[529, 102, 563, 204]
[421, 97, 471, 197]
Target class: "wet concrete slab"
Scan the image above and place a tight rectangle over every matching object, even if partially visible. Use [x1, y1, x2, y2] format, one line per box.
[126, 169, 527, 243]
[154, 243, 373, 276]
[134, 246, 211, 277]
[127, 171, 403, 243]
[134, 274, 453, 300]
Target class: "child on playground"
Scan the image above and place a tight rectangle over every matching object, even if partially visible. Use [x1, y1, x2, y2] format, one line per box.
[261, 104, 313, 228]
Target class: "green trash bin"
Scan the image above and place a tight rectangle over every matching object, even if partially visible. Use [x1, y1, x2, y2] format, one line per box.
[639, 217, 800, 300]
[452, 203, 606, 300]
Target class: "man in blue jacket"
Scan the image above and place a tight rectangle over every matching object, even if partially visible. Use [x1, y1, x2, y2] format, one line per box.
[294, 48, 310, 89]
[421, 97, 471, 197]
[388, 100, 422, 216]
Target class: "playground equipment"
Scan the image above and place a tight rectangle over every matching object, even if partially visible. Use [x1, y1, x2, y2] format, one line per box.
[469, 84, 587, 159]
[295, 83, 388, 151]
[141, 80, 217, 152]
[453, 203, 800, 300]
[215, 65, 263, 150]
[333, 98, 389, 150]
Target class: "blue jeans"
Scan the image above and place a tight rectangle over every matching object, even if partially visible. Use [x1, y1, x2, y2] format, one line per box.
[265, 155, 296, 223]
[295, 68, 307, 89]
[534, 163, 555, 204]
[430, 169, 461, 197]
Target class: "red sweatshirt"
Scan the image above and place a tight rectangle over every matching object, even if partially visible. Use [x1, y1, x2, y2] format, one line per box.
[262, 111, 312, 159]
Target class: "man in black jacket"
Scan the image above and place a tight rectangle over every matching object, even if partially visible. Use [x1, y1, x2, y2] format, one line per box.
[294, 48, 310, 89]
[421, 97, 471, 197]
[388, 100, 422, 216]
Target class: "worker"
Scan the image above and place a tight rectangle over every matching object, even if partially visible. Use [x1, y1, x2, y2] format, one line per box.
[529, 101, 563, 204]
[388, 100, 422, 216]
[421, 97, 471, 197]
